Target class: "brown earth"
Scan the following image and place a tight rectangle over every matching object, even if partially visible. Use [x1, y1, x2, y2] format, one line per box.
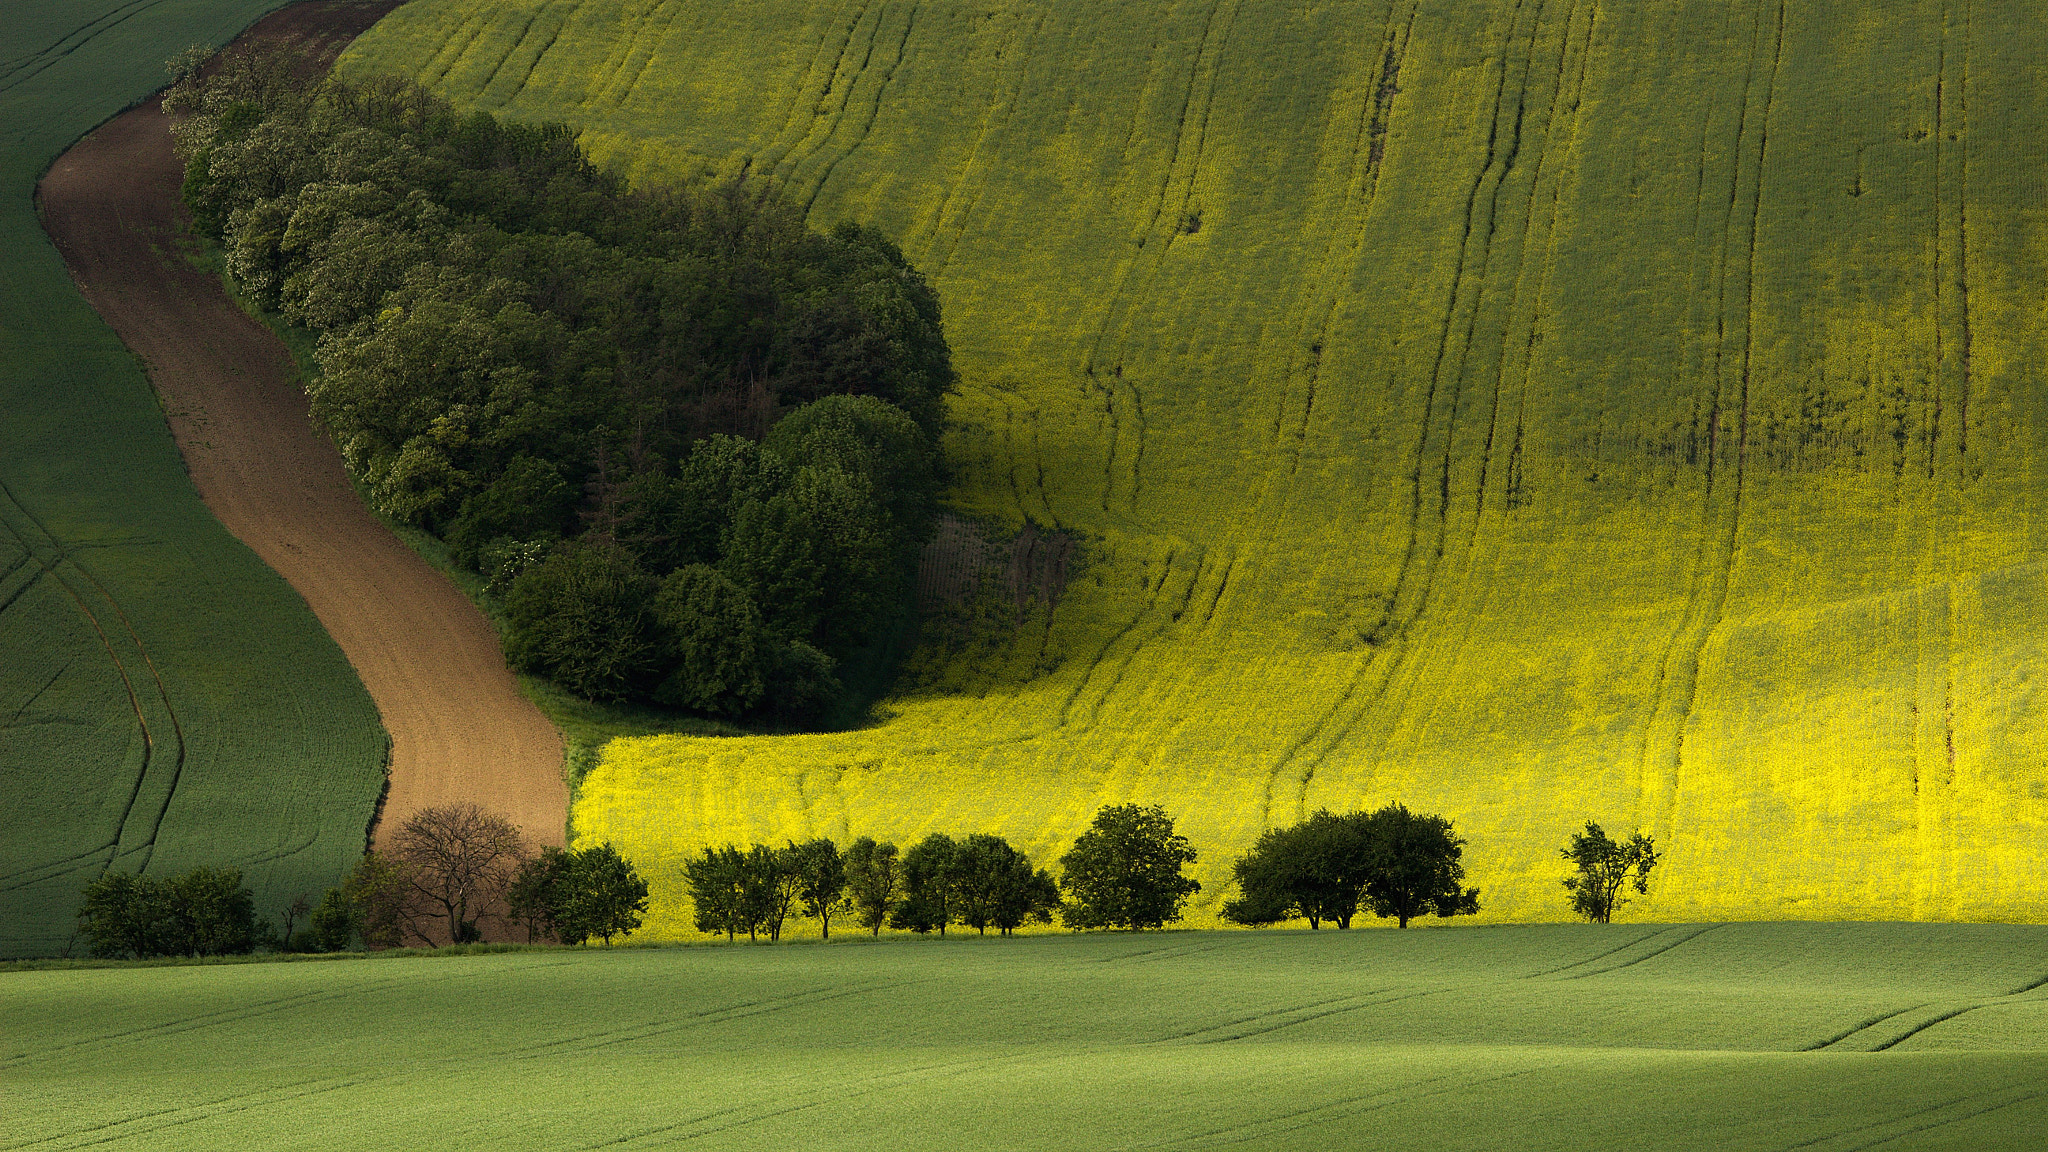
[37, 1, 567, 856]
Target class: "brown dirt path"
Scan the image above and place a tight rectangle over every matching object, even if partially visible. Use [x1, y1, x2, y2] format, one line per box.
[37, 1, 567, 853]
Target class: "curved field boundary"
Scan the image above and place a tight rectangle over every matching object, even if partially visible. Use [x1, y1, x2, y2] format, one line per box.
[36, 1, 566, 853]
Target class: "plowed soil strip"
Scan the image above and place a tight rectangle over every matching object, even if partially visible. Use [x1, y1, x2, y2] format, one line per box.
[37, 0, 566, 850]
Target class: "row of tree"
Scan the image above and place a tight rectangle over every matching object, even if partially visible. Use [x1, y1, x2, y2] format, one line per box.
[165, 47, 955, 722]
[680, 807, 1665, 941]
[684, 833, 1064, 941]
[324, 804, 648, 949]
[685, 804, 1206, 939]
[74, 806, 1659, 958]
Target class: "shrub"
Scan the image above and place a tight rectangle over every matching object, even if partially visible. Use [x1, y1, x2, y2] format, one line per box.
[504, 543, 665, 701]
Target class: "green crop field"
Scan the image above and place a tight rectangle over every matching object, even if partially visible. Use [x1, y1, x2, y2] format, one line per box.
[0, 0, 387, 958]
[342, 0, 2048, 935]
[8, 924, 2048, 1148]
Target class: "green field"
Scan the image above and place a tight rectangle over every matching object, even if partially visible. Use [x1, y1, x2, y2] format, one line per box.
[8, 924, 2048, 1148]
[0, 0, 387, 957]
[342, 0, 2048, 934]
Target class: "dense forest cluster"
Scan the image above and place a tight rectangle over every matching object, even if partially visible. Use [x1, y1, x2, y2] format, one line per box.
[166, 47, 953, 721]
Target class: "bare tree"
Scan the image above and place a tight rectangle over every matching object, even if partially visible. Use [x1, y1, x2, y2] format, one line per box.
[390, 804, 527, 944]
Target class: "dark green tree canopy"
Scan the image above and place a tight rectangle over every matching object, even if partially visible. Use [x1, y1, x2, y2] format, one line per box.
[508, 843, 650, 945]
[843, 836, 900, 937]
[76, 868, 258, 960]
[1223, 810, 1376, 930]
[168, 55, 953, 725]
[786, 838, 849, 939]
[1058, 805, 1200, 931]
[1561, 822, 1660, 923]
[1224, 805, 1480, 930]
[1358, 804, 1481, 929]
[683, 845, 748, 941]
[951, 834, 1062, 936]
[891, 833, 959, 935]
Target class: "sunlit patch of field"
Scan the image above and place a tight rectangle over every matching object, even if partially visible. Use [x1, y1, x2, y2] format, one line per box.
[8, 925, 2048, 1149]
[344, 0, 2048, 933]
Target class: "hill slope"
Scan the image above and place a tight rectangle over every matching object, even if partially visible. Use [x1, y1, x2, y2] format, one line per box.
[0, 0, 387, 957]
[344, 0, 2048, 930]
[8, 925, 2048, 1148]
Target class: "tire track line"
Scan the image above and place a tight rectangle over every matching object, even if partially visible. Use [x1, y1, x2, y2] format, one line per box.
[1270, 0, 1413, 473]
[772, 0, 886, 191]
[1519, 925, 1669, 978]
[1556, 923, 1720, 979]
[595, 0, 690, 113]
[1076, 0, 1232, 515]
[755, 0, 875, 175]
[1635, 0, 1781, 835]
[498, 0, 583, 108]
[0, 0, 173, 97]
[469, 2, 548, 103]
[0, 484, 160, 882]
[801, 0, 922, 217]
[1264, 0, 1531, 802]
[1651, 0, 1784, 835]
[1373, 0, 1592, 771]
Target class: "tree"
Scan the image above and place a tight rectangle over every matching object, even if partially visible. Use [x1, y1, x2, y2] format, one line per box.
[891, 833, 958, 935]
[685, 845, 748, 940]
[843, 836, 899, 936]
[1058, 804, 1200, 931]
[508, 846, 575, 943]
[1223, 812, 1377, 930]
[651, 565, 768, 715]
[950, 834, 1061, 936]
[503, 544, 666, 702]
[1359, 804, 1481, 929]
[563, 843, 650, 945]
[1561, 822, 1661, 923]
[76, 872, 169, 959]
[343, 851, 419, 949]
[277, 893, 313, 952]
[389, 804, 527, 944]
[752, 844, 801, 941]
[75, 868, 258, 958]
[786, 838, 847, 939]
[999, 868, 1063, 936]
[309, 886, 356, 951]
[166, 867, 258, 957]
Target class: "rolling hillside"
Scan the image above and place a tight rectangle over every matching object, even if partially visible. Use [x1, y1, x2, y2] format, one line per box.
[343, 0, 2048, 932]
[0, 0, 387, 957]
[9, 925, 2048, 1148]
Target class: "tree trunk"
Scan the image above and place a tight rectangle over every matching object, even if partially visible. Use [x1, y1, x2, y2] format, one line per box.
[1398, 914, 1410, 928]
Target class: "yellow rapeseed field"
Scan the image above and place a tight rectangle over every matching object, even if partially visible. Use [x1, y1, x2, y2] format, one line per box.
[345, 0, 2048, 935]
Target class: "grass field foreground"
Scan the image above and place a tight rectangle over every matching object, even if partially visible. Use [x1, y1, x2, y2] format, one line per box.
[342, 0, 2048, 934]
[7, 923, 2048, 1149]
[0, 0, 388, 958]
